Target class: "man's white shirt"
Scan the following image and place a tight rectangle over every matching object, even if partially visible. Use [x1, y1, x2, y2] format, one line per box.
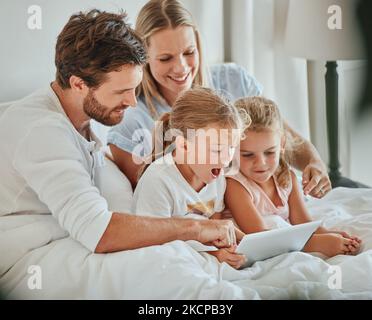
[0, 86, 112, 251]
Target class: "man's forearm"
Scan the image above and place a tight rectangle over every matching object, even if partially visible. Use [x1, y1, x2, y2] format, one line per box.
[95, 213, 200, 253]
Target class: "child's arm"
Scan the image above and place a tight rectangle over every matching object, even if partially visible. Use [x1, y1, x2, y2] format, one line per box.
[224, 178, 269, 234]
[287, 170, 314, 225]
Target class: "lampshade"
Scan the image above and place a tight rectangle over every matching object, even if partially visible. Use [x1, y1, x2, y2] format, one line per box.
[284, 0, 366, 60]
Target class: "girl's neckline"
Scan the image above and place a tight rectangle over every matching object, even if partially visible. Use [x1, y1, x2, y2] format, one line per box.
[251, 175, 285, 209]
[164, 153, 208, 194]
[175, 162, 207, 193]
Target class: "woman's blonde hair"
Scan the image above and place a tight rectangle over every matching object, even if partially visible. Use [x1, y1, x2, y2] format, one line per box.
[135, 0, 207, 118]
[138, 87, 248, 180]
[235, 96, 299, 189]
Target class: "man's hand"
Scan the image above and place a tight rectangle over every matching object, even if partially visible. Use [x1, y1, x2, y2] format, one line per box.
[302, 161, 332, 198]
[197, 219, 237, 248]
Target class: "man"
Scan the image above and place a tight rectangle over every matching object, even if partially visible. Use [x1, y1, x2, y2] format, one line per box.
[0, 9, 236, 254]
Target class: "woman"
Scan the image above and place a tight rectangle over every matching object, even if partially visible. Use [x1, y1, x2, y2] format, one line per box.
[107, 0, 331, 198]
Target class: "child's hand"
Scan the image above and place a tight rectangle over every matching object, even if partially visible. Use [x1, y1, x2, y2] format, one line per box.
[235, 227, 245, 244]
[208, 245, 246, 269]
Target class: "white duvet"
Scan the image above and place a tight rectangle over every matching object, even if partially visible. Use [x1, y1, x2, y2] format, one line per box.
[1, 187, 372, 299]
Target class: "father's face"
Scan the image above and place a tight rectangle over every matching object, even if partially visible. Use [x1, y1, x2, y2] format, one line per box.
[83, 64, 143, 126]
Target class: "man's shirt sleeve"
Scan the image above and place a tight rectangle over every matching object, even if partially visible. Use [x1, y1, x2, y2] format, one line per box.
[13, 121, 112, 252]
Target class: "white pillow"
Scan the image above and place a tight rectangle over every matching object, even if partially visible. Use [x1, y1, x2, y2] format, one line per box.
[95, 157, 133, 213]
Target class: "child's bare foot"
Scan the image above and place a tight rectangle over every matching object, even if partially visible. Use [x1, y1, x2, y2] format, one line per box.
[303, 233, 361, 258]
[328, 230, 362, 246]
[317, 227, 362, 244]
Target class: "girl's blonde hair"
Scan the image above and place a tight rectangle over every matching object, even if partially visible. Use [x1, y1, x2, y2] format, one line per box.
[235, 96, 298, 189]
[138, 87, 248, 180]
[135, 0, 207, 118]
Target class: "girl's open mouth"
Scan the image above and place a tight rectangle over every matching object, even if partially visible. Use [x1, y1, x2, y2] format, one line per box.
[211, 168, 222, 178]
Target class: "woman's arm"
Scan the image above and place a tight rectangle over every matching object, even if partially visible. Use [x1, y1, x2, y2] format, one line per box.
[224, 178, 269, 234]
[284, 121, 332, 198]
[109, 144, 142, 190]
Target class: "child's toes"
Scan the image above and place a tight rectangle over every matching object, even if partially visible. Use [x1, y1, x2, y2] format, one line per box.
[348, 247, 359, 255]
[342, 239, 353, 250]
[350, 235, 362, 243]
[342, 245, 354, 255]
[346, 242, 360, 255]
[351, 239, 361, 249]
[351, 243, 361, 254]
[352, 239, 360, 246]
[340, 231, 351, 238]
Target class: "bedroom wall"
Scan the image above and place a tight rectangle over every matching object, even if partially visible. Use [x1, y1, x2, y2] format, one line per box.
[0, 0, 223, 102]
[308, 60, 372, 186]
[341, 61, 372, 186]
[0, 0, 224, 146]
[0, 0, 142, 102]
[1, 0, 370, 186]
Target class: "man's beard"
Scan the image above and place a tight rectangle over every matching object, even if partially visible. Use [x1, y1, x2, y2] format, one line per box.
[83, 89, 126, 126]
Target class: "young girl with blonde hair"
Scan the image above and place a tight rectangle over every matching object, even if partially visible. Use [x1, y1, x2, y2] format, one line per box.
[132, 87, 248, 269]
[225, 96, 362, 258]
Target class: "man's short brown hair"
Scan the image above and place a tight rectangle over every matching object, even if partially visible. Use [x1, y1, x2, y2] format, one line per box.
[55, 9, 147, 89]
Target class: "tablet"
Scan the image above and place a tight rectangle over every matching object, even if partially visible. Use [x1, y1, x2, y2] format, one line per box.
[236, 220, 322, 268]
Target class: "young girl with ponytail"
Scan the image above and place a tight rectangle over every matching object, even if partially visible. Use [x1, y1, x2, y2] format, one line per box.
[132, 87, 247, 269]
[225, 96, 362, 258]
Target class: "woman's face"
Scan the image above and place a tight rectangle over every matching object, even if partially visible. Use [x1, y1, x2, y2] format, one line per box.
[147, 26, 199, 105]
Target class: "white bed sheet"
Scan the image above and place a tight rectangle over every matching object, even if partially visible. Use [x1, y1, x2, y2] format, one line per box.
[1, 187, 372, 299]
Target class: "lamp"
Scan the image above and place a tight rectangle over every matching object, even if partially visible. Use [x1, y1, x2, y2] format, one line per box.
[284, 0, 368, 188]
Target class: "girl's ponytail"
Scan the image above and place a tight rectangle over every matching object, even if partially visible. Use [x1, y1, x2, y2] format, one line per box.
[276, 153, 291, 189]
[137, 112, 173, 181]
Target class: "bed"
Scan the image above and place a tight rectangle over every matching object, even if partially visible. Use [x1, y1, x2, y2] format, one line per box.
[1, 95, 372, 299]
[1, 186, 372, 299]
